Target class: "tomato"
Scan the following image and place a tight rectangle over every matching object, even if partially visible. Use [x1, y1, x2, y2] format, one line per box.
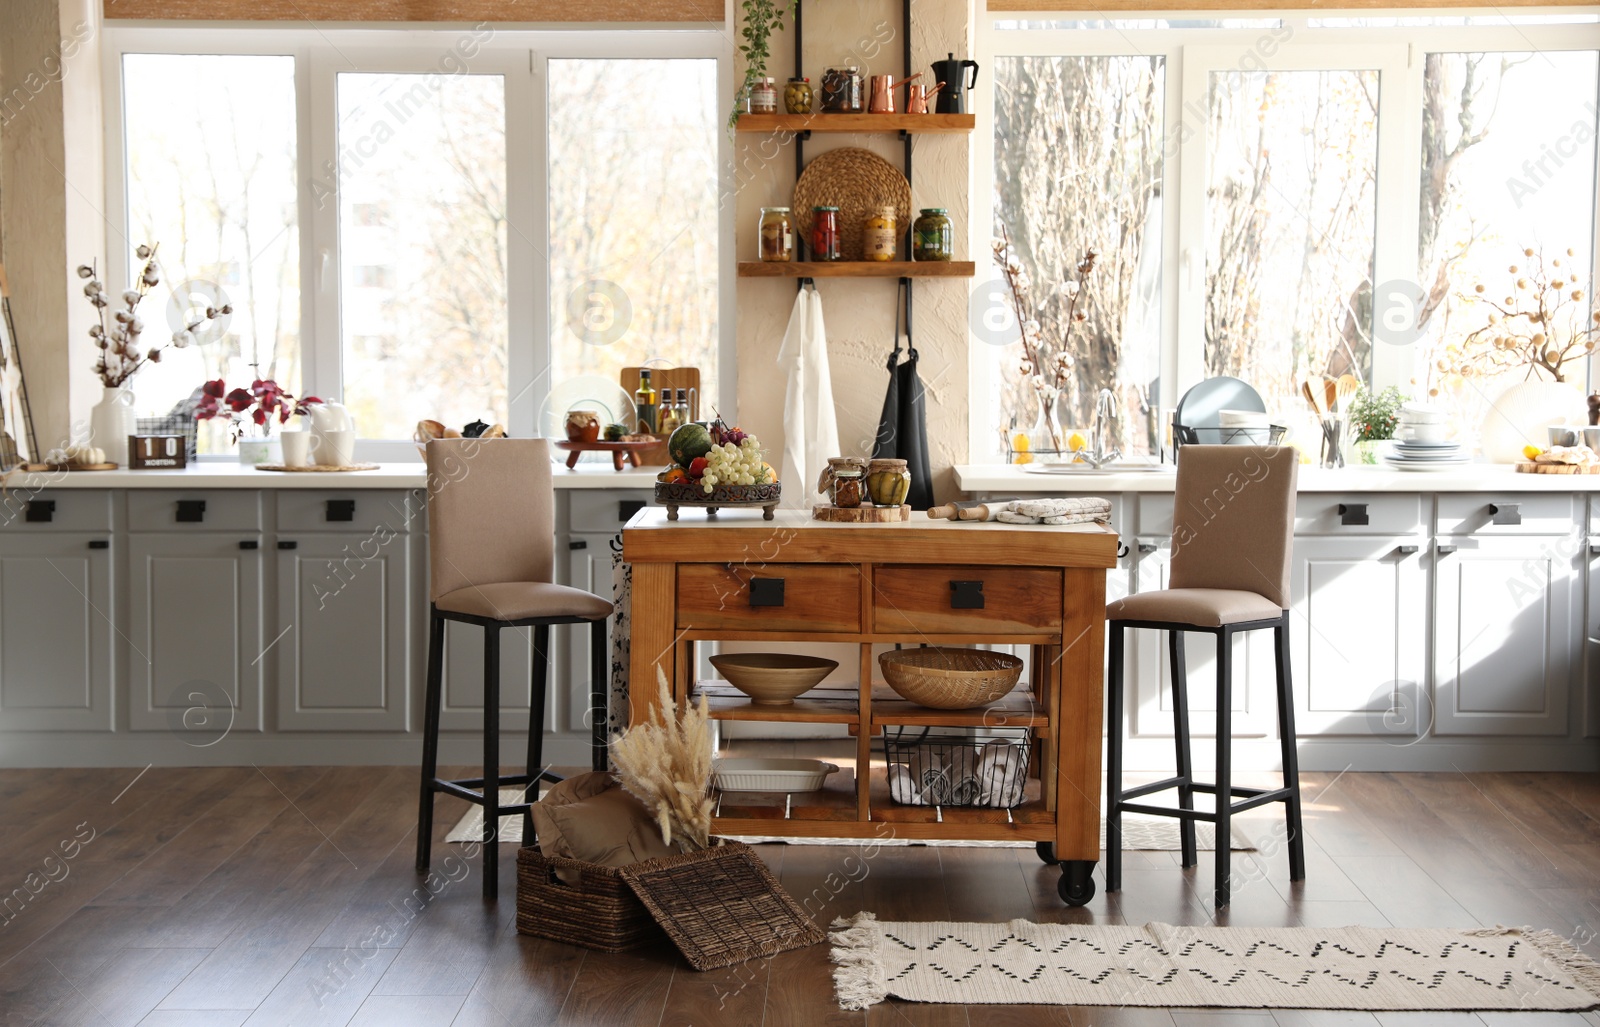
[688, 456, 709, 478]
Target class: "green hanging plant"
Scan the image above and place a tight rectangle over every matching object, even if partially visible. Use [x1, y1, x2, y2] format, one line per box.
[731, 0, 797, 130]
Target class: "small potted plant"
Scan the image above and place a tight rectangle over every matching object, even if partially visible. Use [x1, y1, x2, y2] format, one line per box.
[1346, 385, 1404, 464]
[195, 377, 321, 465]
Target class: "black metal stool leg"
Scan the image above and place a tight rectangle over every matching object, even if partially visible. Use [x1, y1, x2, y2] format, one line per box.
[590, 617, 609, 772]
[1105, 621, 1126, 894]
[1169, 628, 1197, 869]
[523, 624, 550, 842]
[1275, 611, 1306, 881]
[1214, 627, 1233, 909]
[483, 623, 501, 901]
[416, 608, 445, 873]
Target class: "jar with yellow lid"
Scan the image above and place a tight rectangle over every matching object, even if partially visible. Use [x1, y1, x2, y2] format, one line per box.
[863, 207, 897, 262]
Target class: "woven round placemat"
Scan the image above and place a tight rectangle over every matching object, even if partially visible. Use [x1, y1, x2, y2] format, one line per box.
[792, 147, 911, 261]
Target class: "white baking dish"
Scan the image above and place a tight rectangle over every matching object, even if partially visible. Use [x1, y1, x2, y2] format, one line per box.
[712, 757, 840, 793]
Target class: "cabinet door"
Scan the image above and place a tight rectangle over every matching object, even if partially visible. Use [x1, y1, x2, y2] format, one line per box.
[1433, 535, 1576, 736]
[1127, 537, 1273, 739]
[128, 533, 264, 735]
[0, 533, 114, 731]
[276, 536, 410, 731]
[1290, 536, 1426, 737]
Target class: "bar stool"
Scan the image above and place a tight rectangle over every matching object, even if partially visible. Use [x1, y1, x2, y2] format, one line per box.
[1104, 444, 1304, 908]
[415, 438, 614, 899]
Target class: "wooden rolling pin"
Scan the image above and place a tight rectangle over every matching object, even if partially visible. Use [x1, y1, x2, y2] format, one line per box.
[927, 497, 1017, 521]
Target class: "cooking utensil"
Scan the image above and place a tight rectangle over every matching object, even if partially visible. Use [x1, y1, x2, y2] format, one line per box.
[906, 81, 944, 114]
[867, 72, 921, 114]
[928, 496, 1018, 520]
[1301, 380, 1324, 419]
[1335, 373, 1360, 412]
[929, 53, 979, 114]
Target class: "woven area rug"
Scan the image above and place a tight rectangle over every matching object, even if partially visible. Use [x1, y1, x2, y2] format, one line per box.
[828, 914, 1600, 1012]
[446, 792, 1254, 851]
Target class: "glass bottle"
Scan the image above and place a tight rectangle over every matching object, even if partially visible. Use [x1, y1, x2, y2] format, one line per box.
[758, 206, 796, 262]
[657, 386, 682, 435]
[912, 208, 954, 261]
[863, 206, 896, 262]
[675, 389, 691, 430]
[811, 206, 841, 262]
[635, 369, 657, 434]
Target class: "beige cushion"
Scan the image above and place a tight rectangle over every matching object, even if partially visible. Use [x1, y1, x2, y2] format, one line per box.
[1107, 588, 1282, 628]
[1168, 445, 1298, 608]
[530, 771, 676, 872]
[435, 581, 612, 622]
[425, 438, 555, 601]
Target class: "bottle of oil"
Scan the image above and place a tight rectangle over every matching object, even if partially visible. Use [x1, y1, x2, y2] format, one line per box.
[634, 369, 657, 434]
[657, 385, 683, 435]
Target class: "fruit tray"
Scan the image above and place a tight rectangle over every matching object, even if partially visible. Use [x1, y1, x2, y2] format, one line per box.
[655, 481, 781, 520]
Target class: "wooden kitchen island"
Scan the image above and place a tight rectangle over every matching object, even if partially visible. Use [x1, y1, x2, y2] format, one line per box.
[622, 507, 1119, 905]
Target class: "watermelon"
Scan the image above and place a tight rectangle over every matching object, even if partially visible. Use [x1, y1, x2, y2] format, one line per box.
[667, 422, 713, 468]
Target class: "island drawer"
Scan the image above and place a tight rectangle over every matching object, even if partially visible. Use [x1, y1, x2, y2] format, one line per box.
[128, 490, 261, 532]
[0, 489, 113, 531]
[872, 565, 1063, 635]
[277, 490, 413, 534]
[676, 563, 861, 633]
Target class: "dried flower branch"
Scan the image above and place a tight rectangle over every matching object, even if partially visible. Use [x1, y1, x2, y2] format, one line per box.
[77, 244, 233, 389]
[609, 668, 713, 852]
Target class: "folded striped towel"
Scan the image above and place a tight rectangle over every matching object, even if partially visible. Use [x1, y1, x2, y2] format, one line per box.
[994, 496, 1112, 525]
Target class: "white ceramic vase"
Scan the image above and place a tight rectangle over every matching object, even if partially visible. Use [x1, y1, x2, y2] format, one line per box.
[89, 386, 136, 466]
[1479, 379, 1586, 463]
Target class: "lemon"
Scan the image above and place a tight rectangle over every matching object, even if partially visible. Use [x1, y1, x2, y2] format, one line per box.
[1013, 452, 1034, 465]
[1067, 432, 1087, 453]
[1523, 444, 1543, 461]
[1012, 433, 1030, 453]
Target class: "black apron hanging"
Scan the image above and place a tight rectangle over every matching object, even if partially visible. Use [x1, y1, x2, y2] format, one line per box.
[871, 279, 933, 510]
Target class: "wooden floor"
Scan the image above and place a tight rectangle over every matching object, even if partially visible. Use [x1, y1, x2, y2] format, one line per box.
[2, 765, 1600, 1026]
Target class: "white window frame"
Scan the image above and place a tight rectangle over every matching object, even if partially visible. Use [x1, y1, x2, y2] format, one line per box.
[973, 10, 1600, 463]
[103, 25, 734, 461]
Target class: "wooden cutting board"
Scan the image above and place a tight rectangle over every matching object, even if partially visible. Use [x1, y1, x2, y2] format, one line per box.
[812, 504, 910, 522]
[1515, 461, 1600, 474]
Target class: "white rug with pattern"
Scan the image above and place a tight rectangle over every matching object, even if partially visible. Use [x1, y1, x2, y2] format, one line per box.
[829, 914, 1600, 1011]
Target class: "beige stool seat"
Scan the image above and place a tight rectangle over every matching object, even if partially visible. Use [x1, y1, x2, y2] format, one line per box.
[435, 582, 614, 622]
[1108, 588, 1282, 628]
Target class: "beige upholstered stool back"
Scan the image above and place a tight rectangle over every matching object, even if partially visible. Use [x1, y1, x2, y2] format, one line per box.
[425, 438, 554, 602]
[1168, 445, 1298, 608]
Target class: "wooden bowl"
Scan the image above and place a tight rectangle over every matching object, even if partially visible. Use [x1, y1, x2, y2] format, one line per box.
[879, 647, 1024, 710]
[709, 653, 838, 706]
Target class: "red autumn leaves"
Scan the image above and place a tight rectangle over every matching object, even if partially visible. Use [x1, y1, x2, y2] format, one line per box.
[196, 378, 322, 428]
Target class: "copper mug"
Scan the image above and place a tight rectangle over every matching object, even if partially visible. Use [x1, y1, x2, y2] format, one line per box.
[867, 72, 922, 114]
[906, 81, 944, 115]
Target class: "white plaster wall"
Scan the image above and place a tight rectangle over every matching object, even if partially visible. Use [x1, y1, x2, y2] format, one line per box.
[734, 0, 973, 506]
[0, 0, 104, 456]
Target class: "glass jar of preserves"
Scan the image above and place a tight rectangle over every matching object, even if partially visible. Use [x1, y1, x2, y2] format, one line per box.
[913, 208, 954, 262]
[863, 206, 896, 262]
[810, 206, 841, 262]
[820, 66, 864, 113]
[758, 207, 796, 262]
[783, 77, 813, 115]
[865, 458, 912, 507]
[830, 468, 864, 509]
[750, 77, 778, 115]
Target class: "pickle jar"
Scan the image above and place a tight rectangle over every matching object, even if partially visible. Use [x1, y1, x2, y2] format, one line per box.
[830, 467, 864, 509]
[758, 207, 796, 262]
[865, 458, 912, 507]
[862, 206, 896, 262]
[750, 77, 778, 115]
[810, 206, 841, 262]
[912, 208, 954, 262]
[783, 77, 813, 115]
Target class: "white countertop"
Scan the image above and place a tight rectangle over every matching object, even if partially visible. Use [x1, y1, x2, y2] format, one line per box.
[2, 461, 661, 490]
[954, 463, 1600, 493]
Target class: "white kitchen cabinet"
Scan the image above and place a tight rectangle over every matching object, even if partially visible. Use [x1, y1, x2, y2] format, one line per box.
[562, 535, 613, 735]
[1432, 535, 1578, 736]
[127, 532, 265, 735]
[0, 532, 114, 731]
[1289, 535, 1428, 737]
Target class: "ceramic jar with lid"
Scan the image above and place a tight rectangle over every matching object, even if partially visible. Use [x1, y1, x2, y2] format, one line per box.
[816, 456, 868, 498]
[913, 209, 954, 261]
[784, 77, 813, 114]
[865, 458, 911, 507]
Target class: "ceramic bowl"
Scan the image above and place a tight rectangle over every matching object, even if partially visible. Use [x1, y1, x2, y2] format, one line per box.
[709, 653, 838, 705]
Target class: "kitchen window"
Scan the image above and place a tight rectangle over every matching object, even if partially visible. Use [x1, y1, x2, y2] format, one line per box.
[106, 29, 731, 456]
[976, 15, 1600, 461]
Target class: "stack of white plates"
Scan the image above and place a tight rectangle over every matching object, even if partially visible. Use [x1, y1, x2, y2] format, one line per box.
[1381, 404, 1467, 471]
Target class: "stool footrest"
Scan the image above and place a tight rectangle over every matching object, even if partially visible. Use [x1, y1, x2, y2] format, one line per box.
[1117, 802, 1216, 823]
[1120, 776, 1189, 801]
[1115, 785, 1292, 820]
[432, 775, 542, 810]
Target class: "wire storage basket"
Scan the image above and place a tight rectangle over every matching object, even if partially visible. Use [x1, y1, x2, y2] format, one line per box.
[136, 414, 199, 462]
[882, 726, 1032, 808]
[1173, 423, 1287, 450]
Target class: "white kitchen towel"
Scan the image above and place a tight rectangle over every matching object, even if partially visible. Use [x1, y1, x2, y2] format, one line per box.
[777, 284, 840, 509]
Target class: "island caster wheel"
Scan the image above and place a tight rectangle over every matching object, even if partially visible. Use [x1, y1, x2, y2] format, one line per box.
[1057, 859, 1097, 906]
[1035, 841, 1058, 865]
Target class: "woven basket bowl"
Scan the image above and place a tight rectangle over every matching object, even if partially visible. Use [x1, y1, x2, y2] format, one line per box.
[792, 147, 912, 261]
[879, 647, 1025, 710]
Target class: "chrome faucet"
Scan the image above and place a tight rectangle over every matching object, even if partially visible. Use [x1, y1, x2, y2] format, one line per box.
[1081, 388, 1122, 469]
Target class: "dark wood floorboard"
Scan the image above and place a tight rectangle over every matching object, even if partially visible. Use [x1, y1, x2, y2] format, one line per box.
[0, 770, 1597, 1026]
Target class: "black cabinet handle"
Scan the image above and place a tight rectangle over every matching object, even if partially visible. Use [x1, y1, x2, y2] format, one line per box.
[1137, 542, 1159, 554]
[239, 540, 259, 550]
[1396, 544, 1419, 555]
[569, 539, 588, 550]
[1590, 543, 1600, 556]
[325, 499, 356, 522]
[278, 540, 298, 550]
[618, 500, 646, 522]
[175, 500, 206, 523]
[25, 500, 55, 523]
[748, 577, 785, 607]
[1437, 544, 1458, 555]
[1490, 502, 1521, 526]
[87, 540, 109, 550]
[1338, 503, 1369, 526]
[950, 580, 985, 609]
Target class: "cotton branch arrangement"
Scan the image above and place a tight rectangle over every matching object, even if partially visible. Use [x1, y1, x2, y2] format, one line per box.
[610, 668, 714, 852]
[77, 244, 230, 388]
[1437, 245, 1600, 390]
[993, 224, 1097, 451]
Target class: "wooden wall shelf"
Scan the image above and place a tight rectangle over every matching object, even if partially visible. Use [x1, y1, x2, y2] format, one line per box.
[738, 261, 975, 279]
[735, 113, 975, 134]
